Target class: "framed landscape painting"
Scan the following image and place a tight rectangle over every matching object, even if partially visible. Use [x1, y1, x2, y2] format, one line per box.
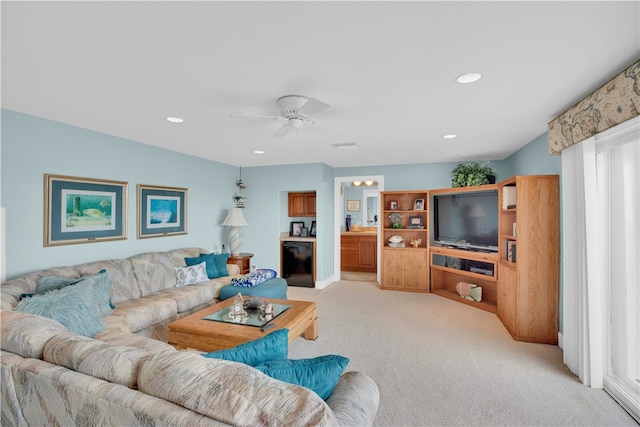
[44, 174, 128, 246]
[137, 184, 188, 239]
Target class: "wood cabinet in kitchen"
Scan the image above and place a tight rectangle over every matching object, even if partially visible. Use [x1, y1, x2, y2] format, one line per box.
[288, 192, 316, 217]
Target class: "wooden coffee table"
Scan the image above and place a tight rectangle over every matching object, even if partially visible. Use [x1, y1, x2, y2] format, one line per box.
[168, 298, 318, 352]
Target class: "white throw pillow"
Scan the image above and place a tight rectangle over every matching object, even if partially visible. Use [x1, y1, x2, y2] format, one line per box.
[173, 262, 208, 287]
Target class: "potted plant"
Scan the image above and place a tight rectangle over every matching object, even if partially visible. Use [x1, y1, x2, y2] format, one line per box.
[450, 161, 498, 188]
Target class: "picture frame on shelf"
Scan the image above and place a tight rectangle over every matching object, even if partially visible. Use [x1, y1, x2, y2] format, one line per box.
[310, 220, 317, 237]
[389, 201, 398, 210]
[290, 221, 305, 237]
[414, 199, 425, 210]
[44, 174, 128, 247]
[408, 215, 424, 229]
[300, 227, 309, 237]
[346, 200, 360, 212]
[137, 184, 188, 239]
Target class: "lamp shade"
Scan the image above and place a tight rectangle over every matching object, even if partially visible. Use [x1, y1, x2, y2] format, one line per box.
[222, 208, 248, 227]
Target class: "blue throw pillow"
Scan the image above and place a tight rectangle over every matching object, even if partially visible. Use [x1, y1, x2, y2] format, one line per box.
[200, 253, 229, 277]
[37, 270, 114, 314]
[202, 328, 288, 366]
[16, 280, 108, 337]
[185, 254, 220, 279]
[254, 355, 349, 400]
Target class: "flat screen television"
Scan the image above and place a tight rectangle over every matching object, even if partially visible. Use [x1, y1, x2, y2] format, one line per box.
[433, 190, 499, 252]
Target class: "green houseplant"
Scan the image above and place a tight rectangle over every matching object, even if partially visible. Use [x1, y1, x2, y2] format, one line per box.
[450, 161, 498, 188]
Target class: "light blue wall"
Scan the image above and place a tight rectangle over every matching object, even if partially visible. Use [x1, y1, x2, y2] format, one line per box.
[1, 110, 236, 279]
[1, 109, 562, 330]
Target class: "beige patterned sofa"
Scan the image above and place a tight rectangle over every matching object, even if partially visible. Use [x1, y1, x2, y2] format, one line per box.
[0, 248, 380, 426]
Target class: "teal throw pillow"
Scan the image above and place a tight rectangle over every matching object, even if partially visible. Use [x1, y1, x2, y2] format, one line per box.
[200, 253, 229, 277]
[16, 280, 108, 337]
[37, 270, 114, 314]
[254, 355, 349, 400]
[202, 328, 288, 366]
[185, 254, 220, 279]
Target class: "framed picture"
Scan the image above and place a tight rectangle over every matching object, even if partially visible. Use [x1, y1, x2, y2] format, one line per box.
[137, 184, 188, 239]
[408, 216, 424, 228]
[414, 199, 425, 210]
[389, 201, 398, 210]
[346, 199, 360, 212]
[290, 221, 305, 237]
[44, 174, 128, 246]
[300, 227, 309, 237]
[310, 220, 317, 237]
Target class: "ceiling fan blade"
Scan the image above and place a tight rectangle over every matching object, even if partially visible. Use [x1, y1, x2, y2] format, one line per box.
[298, 98, 330, 117]
[272, 123, 292, 138]
[230, 114, 285, 121]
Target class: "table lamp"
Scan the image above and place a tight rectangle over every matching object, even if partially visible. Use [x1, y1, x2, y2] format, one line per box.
[222, 208, 248, 256]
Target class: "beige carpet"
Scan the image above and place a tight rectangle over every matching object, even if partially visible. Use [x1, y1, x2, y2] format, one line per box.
[287, 280, 637, 426]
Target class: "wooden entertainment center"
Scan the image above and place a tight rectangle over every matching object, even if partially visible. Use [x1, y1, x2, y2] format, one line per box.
[380, 175, 559, 344]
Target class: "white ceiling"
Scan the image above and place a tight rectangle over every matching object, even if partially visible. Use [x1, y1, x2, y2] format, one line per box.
[2, 1, 639, 168]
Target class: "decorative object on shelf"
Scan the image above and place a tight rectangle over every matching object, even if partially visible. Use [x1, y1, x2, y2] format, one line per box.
[389, 201, 398, 210]
[300, 227, 309, 237]
[345, 215, 351, 231]
[455, 282, 482, 302]
[44, 174, 128, 246]
[410, 238, 422, 248]
[388, 235, 405, 248]
[399, 193, 411, 210]
[389, 212, 403, 228]
[346, 200, 360, 211]
[408, 215, 424, 229]
[222, 208, 248, 255]
[310, 220, 317, 237]
[290, 221, 304, 237]
[413, 199, 424, 210]
[450, 161, 498, 188]
[137, 184, 188, 239]
[233, 166, 246, 208]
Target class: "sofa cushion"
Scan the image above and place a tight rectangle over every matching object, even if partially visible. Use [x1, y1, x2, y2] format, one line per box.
[219, 277, 288, 301]
[138, 351, 336, 426]
[202, 328, 288, 366]
[75, 258, 139, 304]
[112, 295, 177, 333]
[37, 270, 114, 315]
[152, 284, 216, 313]
[254, 355, 350, 400]
[0, 310, 68, 358]
[15, 278, 110, 337]
[173, 262, 208, 287]
[200, 252, 229, 277]
[43, 333, 151, 389]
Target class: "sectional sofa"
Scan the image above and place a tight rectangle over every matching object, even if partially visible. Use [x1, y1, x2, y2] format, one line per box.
[0, 248, 380, 426]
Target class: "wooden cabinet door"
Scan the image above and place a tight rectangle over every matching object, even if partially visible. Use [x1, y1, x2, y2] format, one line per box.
[403, 250, 428, 291]
[340, 235, 359, 270]
[358, 237, 377, 270]
[382, 249, 405, 289]
[288, 193, 305, 217]
[497, 263, 517, 334]
[305, 193, 316, 216]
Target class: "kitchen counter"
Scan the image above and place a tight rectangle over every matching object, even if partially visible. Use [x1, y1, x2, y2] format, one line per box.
[341, 231, 378, 236]
[279, 232, 316, 243]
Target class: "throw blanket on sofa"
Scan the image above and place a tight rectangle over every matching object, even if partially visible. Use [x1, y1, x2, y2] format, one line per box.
[231, 269, 277, 288]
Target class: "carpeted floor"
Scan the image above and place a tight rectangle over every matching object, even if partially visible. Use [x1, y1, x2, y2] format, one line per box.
[287, 280, 637, 426]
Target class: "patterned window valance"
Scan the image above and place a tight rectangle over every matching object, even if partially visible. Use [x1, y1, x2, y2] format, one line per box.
[548, 59, 640, 154]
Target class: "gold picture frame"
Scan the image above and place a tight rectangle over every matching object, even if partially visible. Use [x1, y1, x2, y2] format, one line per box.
[346, 200, 361, 211]
[137, 184, 188, 239]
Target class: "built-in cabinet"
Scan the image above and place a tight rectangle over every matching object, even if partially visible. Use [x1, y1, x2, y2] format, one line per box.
[288, 192, 316, 217]
[341, 234, 377, 272]
[380, 176, 559, 344]
[496, 175, 559, 344]
[380, 190, 429, 292]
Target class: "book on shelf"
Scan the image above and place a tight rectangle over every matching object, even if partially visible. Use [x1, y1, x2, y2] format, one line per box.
[506, 240, 517, 262]
[502, 187, 516, 209]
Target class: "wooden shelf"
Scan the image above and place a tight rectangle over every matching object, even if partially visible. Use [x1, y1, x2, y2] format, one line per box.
[432, 288, 497, 314]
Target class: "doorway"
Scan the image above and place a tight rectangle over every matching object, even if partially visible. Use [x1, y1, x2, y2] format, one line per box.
[333, 175, 384, 283]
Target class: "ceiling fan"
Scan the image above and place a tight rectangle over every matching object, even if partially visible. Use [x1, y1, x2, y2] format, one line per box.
[231, 95, 330, 137]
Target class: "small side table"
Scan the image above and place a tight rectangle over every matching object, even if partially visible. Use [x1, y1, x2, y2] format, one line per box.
[227, 253, 253, 275]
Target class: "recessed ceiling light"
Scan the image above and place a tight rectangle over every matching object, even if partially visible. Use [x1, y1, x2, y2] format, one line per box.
[443, 134, 457, 139]
[166, 117, 184, 123]
[456, 73, 482, 84]
[332, 142, 359, 150]
[254, 150, 264, 154]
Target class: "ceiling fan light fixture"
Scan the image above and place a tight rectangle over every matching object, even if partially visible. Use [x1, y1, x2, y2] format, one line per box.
[289, 118, 303, 129]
